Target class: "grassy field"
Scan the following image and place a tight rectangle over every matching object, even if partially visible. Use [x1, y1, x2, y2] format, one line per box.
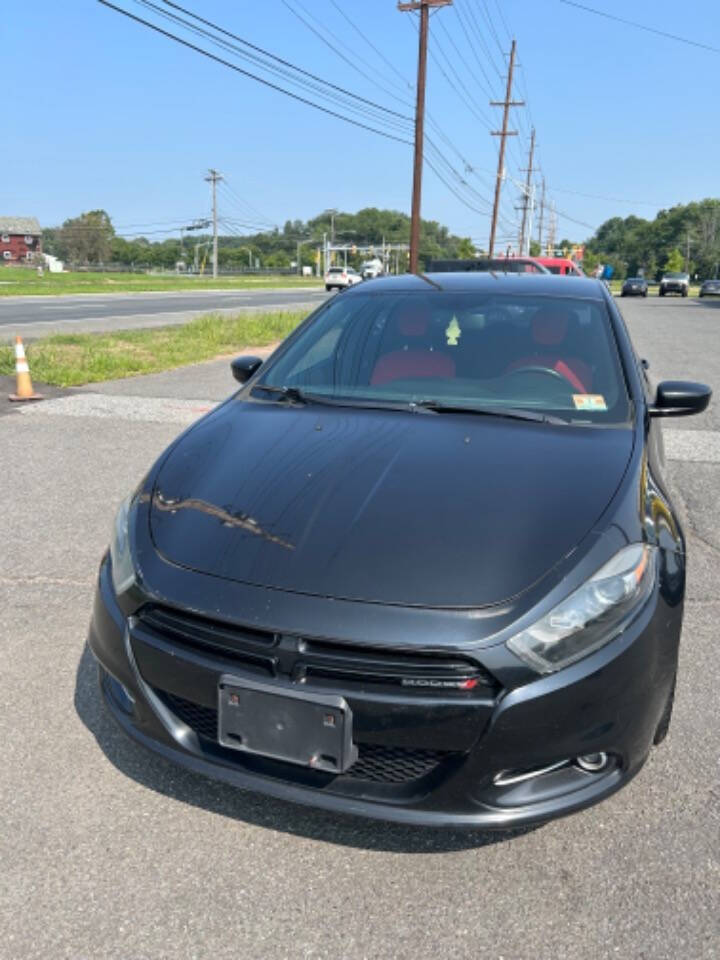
[0, 270, 321, 297]
[0, 310, 305, 387]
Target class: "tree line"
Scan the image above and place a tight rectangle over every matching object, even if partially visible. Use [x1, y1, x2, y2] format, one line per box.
[41, 208, 475, 271]
[584, 198, 720, 280]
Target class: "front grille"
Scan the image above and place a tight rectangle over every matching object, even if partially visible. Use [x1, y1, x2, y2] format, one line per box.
[139, 605, 498, 694]
[156, 690, 452, 784]
[159, 691, 218, 741]
[343, 744, 449, 783]
[138, 606, 277, 676]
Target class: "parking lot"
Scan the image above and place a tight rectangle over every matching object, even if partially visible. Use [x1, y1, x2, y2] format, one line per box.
[1, 295, 718, 960]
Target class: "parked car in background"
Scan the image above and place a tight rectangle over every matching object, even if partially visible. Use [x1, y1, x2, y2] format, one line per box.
[324, 266, 362, 291]
[699, 279, 720, 298]
[659, 272, 689, 297]
[535, 257, 584, 276]
[621, 277, 649, 297]
[427, 256, 549, 274]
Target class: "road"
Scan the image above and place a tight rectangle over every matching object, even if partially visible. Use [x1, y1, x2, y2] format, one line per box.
[0, 287, 330, 340]
[0, 295, 718, 959]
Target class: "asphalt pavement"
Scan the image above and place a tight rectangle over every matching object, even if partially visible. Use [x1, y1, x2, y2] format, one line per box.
[0, 295, 718, 960]
[0, 287, 330, 340]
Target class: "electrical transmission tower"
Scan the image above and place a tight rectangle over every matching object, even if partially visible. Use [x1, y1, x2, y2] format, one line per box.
[488, 39, 523, 257]
[204, 168, 223, 279]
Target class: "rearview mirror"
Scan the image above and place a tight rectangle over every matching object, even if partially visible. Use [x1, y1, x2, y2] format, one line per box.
[231, 355, 263, 384]
[648, 380, 712, 417]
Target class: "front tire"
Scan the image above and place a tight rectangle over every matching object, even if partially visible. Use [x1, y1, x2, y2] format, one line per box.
[682, 289, 688, 297]
[659, 288, 665, 296]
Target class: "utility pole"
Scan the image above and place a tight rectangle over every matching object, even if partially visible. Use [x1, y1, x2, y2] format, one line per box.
[399, 0, 453, 274]
[536, 177, 546, 251]
[518, 128, 536, 256]
[685, 231, 692, 273]
[204, 168, 223, 279]
[489, 39, 523, 257]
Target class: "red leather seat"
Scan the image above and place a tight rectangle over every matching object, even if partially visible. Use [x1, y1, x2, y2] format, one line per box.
[371, 304, 455, 386]
[506, 308, 592, 393]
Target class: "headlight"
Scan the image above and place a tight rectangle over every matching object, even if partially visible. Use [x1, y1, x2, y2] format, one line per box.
[110, 494, 137, 596]
[507, 544, 656, 674]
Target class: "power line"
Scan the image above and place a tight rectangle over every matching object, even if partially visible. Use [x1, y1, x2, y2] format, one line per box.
[436, 15, 494, 100]
[559, 1, 720, 54]
[456, 0, 504, 78]
[219, 180, 276, 227]
[156, 0, 412, 119]
[327, 0, 415, 98]
[429, 29, 494, 128]
[280, 0, 416, 111]
[491, 0, 512, 41]
[478, 0, 506, 56]
[134, 0, 411, 133]
[543, 184, 663, 207]
[452, 2, 500, 95]
[330, 0, 507, 223]
[96, 1, 414, 145]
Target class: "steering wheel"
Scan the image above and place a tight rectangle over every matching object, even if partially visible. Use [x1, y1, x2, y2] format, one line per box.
[505, 365, 575, 388]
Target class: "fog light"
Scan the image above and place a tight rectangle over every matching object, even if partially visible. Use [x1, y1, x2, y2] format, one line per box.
[576, 752, 608, 772]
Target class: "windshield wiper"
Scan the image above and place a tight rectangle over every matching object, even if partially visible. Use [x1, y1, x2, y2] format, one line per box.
[251, 384, 323, 405]
[251, 385, 435, 413]
[411, 401, 568, 424]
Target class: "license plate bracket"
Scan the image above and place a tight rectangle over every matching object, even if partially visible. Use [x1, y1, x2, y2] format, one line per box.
[218, 675, 358, 774]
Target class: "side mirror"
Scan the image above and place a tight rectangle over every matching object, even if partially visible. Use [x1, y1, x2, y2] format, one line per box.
[231, 355, 263, 384]
[649, 380, 712, 417]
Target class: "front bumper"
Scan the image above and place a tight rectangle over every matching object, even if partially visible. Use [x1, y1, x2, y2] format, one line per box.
[89, 556, 681, 828]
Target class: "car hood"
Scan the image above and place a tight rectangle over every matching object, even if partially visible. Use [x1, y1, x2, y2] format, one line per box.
[149, 400, 634, 608]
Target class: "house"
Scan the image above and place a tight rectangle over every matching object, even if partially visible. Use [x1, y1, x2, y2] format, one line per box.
[0, 216, 42, 264]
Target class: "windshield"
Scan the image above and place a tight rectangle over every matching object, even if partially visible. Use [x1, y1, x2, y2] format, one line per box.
[664, 272, 688, 279]
[256, 291, 631, 424]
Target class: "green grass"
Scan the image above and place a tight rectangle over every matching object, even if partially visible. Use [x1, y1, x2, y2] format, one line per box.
[0, 310, 305, 387]
[0, 270, 321, 297]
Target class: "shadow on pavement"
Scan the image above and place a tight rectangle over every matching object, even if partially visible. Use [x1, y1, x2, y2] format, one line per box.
[74, 643, 537, 854]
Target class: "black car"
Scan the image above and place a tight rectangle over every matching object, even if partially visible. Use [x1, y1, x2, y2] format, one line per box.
[699, 279, 720, 297]
[89, 273, 711, 829]
[621, 277, 648, 297]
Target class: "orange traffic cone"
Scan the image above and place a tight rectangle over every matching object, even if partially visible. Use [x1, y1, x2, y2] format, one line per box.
[9, 336, 43, 402]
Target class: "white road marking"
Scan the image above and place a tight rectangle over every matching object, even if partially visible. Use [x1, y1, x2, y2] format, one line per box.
[18, 393, 218, 424]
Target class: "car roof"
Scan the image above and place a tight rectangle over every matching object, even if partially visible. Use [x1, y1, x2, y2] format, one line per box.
[350, 272, 607, 299]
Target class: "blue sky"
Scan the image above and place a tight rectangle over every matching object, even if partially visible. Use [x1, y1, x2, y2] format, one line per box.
[5, 1, 719, 245]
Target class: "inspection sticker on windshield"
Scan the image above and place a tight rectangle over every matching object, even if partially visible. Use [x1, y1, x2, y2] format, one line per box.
[573, 394, 607, 411]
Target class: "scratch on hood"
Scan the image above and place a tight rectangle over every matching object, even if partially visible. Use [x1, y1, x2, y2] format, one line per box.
[153, 492, 295, 550]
